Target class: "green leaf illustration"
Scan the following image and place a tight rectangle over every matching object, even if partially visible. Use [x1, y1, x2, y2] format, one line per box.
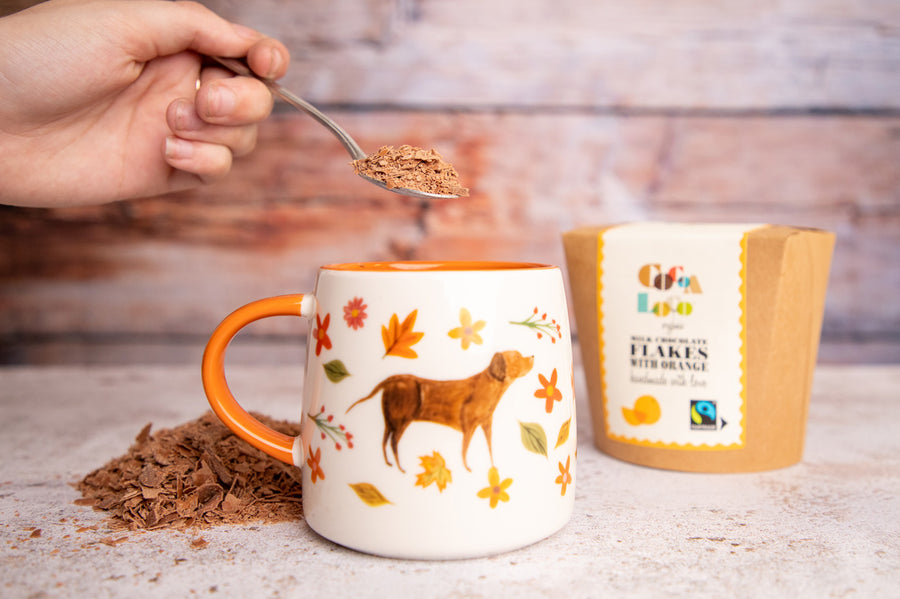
[323, 359, 350, 383]
[349, 482, 391, 506]
[555, 418, 571, 449]
[519, 421, 548, 457]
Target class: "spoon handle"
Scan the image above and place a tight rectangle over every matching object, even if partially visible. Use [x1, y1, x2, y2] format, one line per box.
[209, 56, 367, 161]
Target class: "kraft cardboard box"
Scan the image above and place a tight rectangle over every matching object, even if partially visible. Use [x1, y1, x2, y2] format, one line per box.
[563, 223, 835, 472]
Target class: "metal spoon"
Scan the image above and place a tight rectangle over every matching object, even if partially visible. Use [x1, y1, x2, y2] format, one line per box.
[209, 56, 459, 200]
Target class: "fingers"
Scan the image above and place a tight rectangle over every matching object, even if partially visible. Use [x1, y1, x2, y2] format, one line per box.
[246, 38, 291, 80]
[163, 99, 260, 180]
[163, 58, 278, 180]
[164, 135, 233, 182]
[143, 2, 290, 183]
[195, 69, 274, 125]
[167, 98, 259, 157]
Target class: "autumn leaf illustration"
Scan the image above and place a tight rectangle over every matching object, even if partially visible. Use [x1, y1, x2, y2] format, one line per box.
[349, 483, 391, 506]
[382, 310, 424, 359]
[415, 452, 452, 492]
[323, 359, 350, 383]
[519, 421, 548, 457]
[555, 418, 571, 449]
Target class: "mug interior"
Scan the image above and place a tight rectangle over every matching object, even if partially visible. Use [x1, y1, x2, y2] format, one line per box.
[322, 261, 553, 272]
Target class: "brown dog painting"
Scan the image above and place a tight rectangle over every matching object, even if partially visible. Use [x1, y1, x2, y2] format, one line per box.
[347, 350, 534, 472]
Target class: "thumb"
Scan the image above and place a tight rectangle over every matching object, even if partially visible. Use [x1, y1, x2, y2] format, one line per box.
[128, 1, 270, 61]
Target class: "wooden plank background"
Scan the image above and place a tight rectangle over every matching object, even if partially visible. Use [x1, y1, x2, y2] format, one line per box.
[1, 0, 898, 365]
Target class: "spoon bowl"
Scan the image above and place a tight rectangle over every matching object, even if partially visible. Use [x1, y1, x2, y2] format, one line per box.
[210, 56, 460, 201]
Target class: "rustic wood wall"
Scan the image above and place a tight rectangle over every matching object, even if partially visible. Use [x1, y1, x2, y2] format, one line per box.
[2, 0, 898, 365]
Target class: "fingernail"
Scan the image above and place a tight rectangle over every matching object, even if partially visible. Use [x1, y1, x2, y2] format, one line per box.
[165, 136, 193, 160]
[266, 46, 282, 79]
[206, 83, 236, 118]
[173, 99, 200, 131]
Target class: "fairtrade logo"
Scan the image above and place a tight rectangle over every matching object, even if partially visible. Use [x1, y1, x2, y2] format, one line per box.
[622, 395, 661, 426]
[690, 400, 724, 431]
[637, 264, 702, 317]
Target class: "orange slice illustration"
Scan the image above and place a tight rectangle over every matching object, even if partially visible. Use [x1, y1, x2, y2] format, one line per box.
[622, 395, 661, 426]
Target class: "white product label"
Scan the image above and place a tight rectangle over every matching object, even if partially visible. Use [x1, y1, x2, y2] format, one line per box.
[598, 223, 758, 449]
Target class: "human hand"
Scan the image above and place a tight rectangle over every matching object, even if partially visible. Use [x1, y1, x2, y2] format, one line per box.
[0, 0, 289, 207]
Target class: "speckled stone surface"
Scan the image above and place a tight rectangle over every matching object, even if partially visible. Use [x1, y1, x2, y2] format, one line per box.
[1, 365, 898, 598]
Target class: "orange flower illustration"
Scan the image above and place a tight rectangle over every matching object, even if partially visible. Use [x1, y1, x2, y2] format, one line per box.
[477, 467, 512, 508]
[535, 368, 563, 413]
[314, 313, 332, 356]
[306, 446, 325, 483]
[447, 308, 486, 350]
[556, 455, 572, 496]
[343, 297, 367, 330]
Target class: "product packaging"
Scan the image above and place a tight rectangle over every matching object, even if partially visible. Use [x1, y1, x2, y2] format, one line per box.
[563, 223, 835, 472]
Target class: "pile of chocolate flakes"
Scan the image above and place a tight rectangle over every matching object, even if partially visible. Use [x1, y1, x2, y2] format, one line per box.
[75, 412, 303, 531]
[352, 144, 470, 197]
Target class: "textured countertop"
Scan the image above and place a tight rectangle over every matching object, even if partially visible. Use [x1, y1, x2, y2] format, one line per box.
[1, 364, 898, 598]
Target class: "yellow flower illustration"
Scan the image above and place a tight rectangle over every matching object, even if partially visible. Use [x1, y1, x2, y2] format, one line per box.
[477, 467, 512, 508]
[447, 308, 486, 350]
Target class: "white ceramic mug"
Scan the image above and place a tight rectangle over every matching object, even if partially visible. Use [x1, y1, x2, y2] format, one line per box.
[202, 261, 575, 559]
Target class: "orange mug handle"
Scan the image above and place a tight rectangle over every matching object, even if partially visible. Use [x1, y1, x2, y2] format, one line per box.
[201, 294, 316, 466]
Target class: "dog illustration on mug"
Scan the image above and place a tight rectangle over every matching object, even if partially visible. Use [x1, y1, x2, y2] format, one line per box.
[347, 350, 534, 472]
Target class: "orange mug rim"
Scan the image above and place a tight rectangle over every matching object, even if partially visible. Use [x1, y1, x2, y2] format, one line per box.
[321, 260, 555, 272]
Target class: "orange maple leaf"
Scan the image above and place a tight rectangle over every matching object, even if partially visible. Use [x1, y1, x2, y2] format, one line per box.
[415, 452, 452, 492]
[382, 310, 424, 359]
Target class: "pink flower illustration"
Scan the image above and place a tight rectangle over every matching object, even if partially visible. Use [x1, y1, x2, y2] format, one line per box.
[343, 297, 367, 330]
